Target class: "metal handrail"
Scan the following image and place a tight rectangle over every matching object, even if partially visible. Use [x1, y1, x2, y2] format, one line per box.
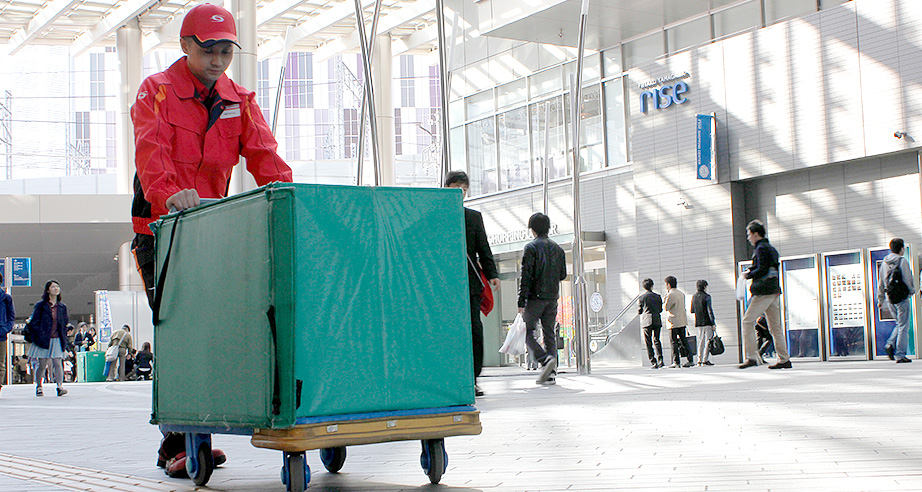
[589, 294, 641, 338]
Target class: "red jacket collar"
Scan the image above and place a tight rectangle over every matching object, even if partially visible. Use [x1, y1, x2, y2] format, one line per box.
[166, 57, 242, 103]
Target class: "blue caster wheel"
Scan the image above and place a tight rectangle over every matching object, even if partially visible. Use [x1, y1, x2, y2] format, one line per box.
[420, 439, 447, 484]
[185, 434, 214, 487]
[280, 452, 309, 492]
[320, 447, 347, 473]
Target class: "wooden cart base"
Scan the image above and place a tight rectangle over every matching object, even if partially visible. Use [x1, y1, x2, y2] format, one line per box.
[251, 409, 481, 452]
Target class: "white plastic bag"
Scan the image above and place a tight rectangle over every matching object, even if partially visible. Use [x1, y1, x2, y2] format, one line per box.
[736, 272, 748, 301]
[499, 313, 527, 356]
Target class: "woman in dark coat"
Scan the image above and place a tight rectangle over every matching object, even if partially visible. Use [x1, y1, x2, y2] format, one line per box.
[27, 280, 69, 397]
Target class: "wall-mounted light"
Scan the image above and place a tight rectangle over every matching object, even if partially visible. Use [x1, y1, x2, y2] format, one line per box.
[677, 196, 691, 209]
[894, 131, 915, 142]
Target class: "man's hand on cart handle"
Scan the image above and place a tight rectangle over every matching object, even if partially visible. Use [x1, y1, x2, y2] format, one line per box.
[489, 278, 500, 289]
[166, 189, 201, 212]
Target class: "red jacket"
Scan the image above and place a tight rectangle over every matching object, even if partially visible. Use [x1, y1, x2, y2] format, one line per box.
[131, 57, 292, 235]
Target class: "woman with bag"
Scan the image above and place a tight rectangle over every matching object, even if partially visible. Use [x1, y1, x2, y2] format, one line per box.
[690, 279, 716, 366]
[27, 280, 69, 397]
[104, 325, 132, 382]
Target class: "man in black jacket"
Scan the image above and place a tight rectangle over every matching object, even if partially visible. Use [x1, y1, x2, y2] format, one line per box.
[445, 171, 499, 396]
[638, 278, 664, 369]
[518, 213, 567, 385]
[739, 220, 791, 369]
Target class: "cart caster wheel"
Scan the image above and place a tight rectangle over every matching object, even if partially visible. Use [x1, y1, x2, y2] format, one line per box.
[320, 446, 347, 473]
[281, 452, 309, 492]
[187, 441, 214, 487]
[420, 439, 447, 484]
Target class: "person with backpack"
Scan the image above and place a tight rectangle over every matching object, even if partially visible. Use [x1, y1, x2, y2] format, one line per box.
[876, 238, 915, 364]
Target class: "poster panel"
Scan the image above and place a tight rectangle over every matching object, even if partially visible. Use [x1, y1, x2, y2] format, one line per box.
[822, 251, 868, 359]
[781, 255, 822, 359]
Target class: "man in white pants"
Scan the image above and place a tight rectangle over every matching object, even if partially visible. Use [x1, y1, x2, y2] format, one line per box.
[739, 220, 791, 369]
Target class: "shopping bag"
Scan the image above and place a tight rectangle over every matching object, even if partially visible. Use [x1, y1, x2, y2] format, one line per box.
[499, 313, 527, 356]
[105, 344, 119, 362]
[736, 272, 748, 301]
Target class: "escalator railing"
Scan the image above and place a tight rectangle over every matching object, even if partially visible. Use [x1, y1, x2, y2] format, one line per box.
[588, 294, 643, 364]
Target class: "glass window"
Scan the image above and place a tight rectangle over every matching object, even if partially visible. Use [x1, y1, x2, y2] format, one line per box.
[667, 16, 711, 53]
[465, 89, 494, 120]
[497, 107, 531, 190]
[529, 66, 562, 100]
[90, 53, 105, 111]
[603, 79, 627, 169]
[285, 109, 300, 161]
[466, 117, 497, 196]
[713, 1, 761, 39]
[765, 0, 817, 24]
[602, 48, 622, 78]
[448, 99, 464, 126]
[819, 0, 848, 8]
[564, 54, 601, 85]
[284, 52, 314, 109]
[344, 108, 358, 159]
[577, 85, 604, 172]
[400, 55, 415, 107]
[257, 59, 271, 122]
[106, 111, 116, 168]
[529, 96, 569, 181]
[449, 126, 466, 173]
[394, 108, 403, 156]
[497, 78, 527, 109]
[623, 31, 665, 69]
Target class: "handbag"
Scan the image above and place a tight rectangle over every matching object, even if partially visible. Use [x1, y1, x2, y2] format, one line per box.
[479, 270, 494, 316]
[499, 313, 527, 356]
[708, 333, 725, 355]
[22, 319, 33, 343]
[105, 337, 121, 362]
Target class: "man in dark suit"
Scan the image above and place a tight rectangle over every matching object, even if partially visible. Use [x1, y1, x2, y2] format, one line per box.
[445, 171, 499, 396]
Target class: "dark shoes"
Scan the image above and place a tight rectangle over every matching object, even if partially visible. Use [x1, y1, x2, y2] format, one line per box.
[56, 388, 67, 397]
[738, 359, 758, 369]
[897, 357, 912, 364]
[474, 384, 484, 397]
[536, 357, 557, 384]
[702, 361, 714, 366]
[768, 360, 793, 369]
[36, 387, 43, 397]
[885, 345, 895, 360]
[682, 361, 695, 368]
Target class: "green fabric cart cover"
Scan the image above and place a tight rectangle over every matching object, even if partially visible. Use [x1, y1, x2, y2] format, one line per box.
[151, 183, 474, 429]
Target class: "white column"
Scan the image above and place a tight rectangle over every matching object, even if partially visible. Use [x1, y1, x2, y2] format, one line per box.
[373, 34, 395, 186]
[229, 0, 259, 194]
[116, 18, 143, 195]
[117, 241, 143, 291]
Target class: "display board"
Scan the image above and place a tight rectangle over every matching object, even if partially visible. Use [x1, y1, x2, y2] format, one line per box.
[868, 246, 916, 358]
[822, 251, 868, 359]
[780, 255, 822, 359]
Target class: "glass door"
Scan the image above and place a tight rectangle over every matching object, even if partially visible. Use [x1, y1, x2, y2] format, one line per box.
[822, 250, 870, 360]
[867, 245, 916, 359]
[780, 255, 823, 359]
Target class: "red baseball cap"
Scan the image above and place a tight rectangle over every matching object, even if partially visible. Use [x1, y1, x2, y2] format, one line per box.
[180, 3, 240, 48]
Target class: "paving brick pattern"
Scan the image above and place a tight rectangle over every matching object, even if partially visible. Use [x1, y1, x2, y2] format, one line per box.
[1, 361, 921, 491]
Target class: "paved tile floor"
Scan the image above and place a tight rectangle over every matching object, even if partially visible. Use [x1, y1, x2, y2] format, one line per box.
[1, 360, 921, 491]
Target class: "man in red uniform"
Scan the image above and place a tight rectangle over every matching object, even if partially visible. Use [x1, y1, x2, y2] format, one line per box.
[130, 3, 293, 477]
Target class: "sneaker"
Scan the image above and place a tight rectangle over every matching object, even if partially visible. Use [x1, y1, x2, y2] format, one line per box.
[702, 361, 714, 366]
[36, 387, 43, 397]
[165, 452, 188, 478]
[768, 360, 792, 369]
[885, 344, 895, 360]
[682, 361, 694, 368]
[650, 362, 660, 369]
[56, 388, 67, 397]
[212, 449, 226, 467]
[668, 363, 679, 368]
[539, 376, 556, 386]
[897, 357, 912, 364]
[536, 357, 557, 384]
[738, 359, 758, 369]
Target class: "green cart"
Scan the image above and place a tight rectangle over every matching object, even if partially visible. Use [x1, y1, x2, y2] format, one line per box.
[151, 183, 481, 490]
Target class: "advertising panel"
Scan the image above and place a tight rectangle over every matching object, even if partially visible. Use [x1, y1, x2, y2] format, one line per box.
[868, 246, 916, 358]
[822, 251, 869, 359]
[780, 255, 822, 359]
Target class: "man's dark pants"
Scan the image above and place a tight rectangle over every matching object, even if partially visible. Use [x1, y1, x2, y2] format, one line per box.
[470, 294, 483, 378]
[670, 327, 694, 365]
[132, 234, 157, 307]
[643, 325, 663, 365]
[523, 299, 558, 364]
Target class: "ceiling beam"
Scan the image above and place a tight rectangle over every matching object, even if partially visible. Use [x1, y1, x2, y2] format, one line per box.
[5, 0, 83, 55]
[312, 0, 433, 61]
[257, 0, 375, 60]
[71, 0, 161, 57]
[141, 9, 184, 53]
[391, 24, 436, 56]
[255, 0, 304, 26]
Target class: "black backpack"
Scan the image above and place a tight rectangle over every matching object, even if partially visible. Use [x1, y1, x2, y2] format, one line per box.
[885, 257, 911, 304]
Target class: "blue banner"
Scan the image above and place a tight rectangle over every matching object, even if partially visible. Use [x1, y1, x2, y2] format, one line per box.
[11, 257, 31, 287]
[696, 114, 715, 180]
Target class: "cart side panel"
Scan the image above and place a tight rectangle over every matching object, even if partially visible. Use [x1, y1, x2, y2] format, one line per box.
[153, 193, 277, 427]
[268, 186, 297, 428]
[291, 185, 474, 417]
